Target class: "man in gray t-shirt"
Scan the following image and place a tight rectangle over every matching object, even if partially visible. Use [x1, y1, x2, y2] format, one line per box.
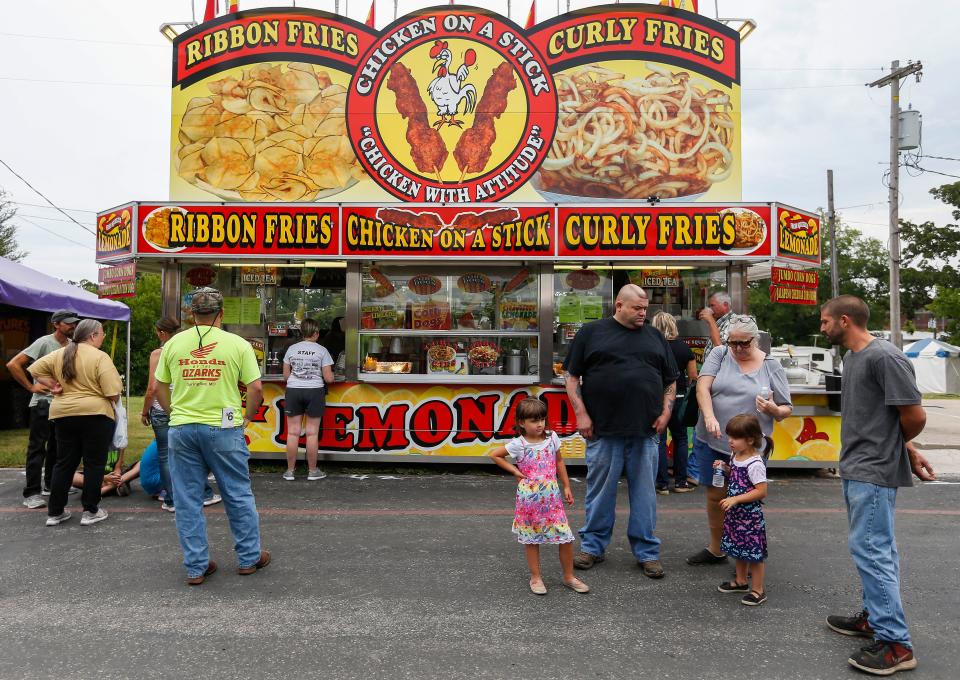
[5, 310, 79, 508]
[819, 295, 932, 676]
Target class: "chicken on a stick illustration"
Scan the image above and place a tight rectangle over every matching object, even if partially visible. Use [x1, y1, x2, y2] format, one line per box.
[426, 40, 477, 128]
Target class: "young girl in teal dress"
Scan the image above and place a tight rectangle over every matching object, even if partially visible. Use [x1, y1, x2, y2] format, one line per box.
[489, 398, 589, 596]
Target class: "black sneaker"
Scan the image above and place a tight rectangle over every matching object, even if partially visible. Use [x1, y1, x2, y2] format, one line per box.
[686, 548, 728, 565]
[655, 485, 669, 496]
[717, 580, 749, 593]
[673, 481, 694, 493]
[848, 641, 917, 675]
[826, 610, 875, 638]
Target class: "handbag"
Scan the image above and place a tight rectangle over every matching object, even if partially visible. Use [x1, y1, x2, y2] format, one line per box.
[112, 401, 129, 450]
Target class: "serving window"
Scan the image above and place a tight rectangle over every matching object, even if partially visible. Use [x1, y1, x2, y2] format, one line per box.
[359, 263, 538, 382]
[178, 263, 346, 375]
[551, 264, 729, 381]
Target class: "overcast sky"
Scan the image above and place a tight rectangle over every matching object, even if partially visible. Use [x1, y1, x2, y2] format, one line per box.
[2, 0, 956, 283]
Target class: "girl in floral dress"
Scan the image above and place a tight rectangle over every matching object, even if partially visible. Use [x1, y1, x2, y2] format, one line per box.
[714, 413, 771, 606]
[489, 398, 589, 596]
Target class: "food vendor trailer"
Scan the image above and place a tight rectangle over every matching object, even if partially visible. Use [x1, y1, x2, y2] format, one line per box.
[96, 4, 838, 466]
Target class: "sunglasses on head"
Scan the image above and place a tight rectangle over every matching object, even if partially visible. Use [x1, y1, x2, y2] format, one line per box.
[726, 339, 753, 348]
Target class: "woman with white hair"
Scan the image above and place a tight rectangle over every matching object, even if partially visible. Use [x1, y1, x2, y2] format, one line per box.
[686, 314, 793, 566]
[29, 319, 123, 527]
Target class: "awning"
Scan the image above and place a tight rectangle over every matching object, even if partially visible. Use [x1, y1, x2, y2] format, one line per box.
[0, 257, 130, 322]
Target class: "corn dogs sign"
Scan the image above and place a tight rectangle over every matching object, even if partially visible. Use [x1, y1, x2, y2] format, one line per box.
[170, 4, 741, 204]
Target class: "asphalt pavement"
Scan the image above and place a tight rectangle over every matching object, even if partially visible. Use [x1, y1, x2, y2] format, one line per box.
[1, 466, 958, 680]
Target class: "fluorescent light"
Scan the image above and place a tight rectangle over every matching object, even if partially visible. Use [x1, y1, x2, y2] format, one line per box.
[717, 17, 758, 40]
[304, 261, 348, 268]
[554, 265, 697, 271]
[159, 21, 196, 42]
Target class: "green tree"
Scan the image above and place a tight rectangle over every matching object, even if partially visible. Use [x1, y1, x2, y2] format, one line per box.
[70, 273, 161, 394]
[0, 189, 27, 261]
[751, 222, 889, 344]
[898, 181, 960, 317]
[928, 287, 960, 338]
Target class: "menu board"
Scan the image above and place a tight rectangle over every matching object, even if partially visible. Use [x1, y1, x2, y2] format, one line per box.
[222, 297, 242, 325]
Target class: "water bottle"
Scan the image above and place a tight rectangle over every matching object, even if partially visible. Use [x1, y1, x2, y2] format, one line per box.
[711, 464, 725, 488]
[757, 385, 771, 413]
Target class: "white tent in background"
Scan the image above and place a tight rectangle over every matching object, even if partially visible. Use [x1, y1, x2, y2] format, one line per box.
[904, 338, 960, 394]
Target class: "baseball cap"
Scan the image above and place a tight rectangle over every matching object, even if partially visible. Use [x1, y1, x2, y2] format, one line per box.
[190, 287, 224, 314]
[50, 310, 80, 324]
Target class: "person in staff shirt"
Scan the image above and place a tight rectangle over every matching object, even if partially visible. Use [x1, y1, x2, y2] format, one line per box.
[154, 287, 269, 586]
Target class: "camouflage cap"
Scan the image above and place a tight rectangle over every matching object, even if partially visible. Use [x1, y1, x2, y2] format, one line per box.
[190, 287, 224, 314]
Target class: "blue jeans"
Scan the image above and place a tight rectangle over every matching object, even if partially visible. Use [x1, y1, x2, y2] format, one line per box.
[579, 435, 661, 562]
[151, 411, 214, 506]
[691, 437, 730, 486]
[656, 406, 688, 487]
[843, 479, 911, 647]
[168, 424, 262, 578]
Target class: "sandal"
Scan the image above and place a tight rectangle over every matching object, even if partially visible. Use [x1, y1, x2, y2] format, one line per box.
[741, 590, 768, 606]
[562, 578, 590, 594]
[529, 578, 547, 595]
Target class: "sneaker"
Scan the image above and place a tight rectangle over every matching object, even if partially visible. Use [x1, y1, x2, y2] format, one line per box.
[23, 494, 47, 509]
[45, 511, 72, 526]
[202, 494, 223, 507]
[41, 484, 51, 496]
[848, 641, 917, 675]
[686, 476, 700, 488]
[717, 580, 749, 593]
[282, 470, 295, 481]
[741, 591, 767, 606]
[686, 548, 728, 565]
[237, 549, 272, 575]
[307, 468, 327, 481]
[827, 610, 875, 638]
[80, 508, 108, 526]
[655, 485, 669, 496]
[207, 473, 216, 482]
[573, 552, 604, 570]
[161, 503, 176, 513]
[673, 481, 694, 493]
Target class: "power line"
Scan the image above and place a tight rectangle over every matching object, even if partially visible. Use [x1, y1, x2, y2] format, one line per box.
[0, 31, 166, 49]
[743, 83, 865, 91]
[923, 155, 960, 163]
[0, 158, 97, 236]
[15, 216, 94, 250]
[0, 76, 166, 88]
[906, 165, 960, 180]
[10, 201, 98, 214]
[17, 212, 96, 226]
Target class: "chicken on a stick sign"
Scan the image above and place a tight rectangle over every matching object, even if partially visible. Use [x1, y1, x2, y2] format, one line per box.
[170, 4, 741, 204]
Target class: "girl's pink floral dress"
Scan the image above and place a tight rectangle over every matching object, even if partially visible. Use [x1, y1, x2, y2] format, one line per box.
[505, 432, 574, 545]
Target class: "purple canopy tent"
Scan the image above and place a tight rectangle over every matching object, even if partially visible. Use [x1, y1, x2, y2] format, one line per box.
[0, 257, 130, 321]
[0, 256, 132, 401]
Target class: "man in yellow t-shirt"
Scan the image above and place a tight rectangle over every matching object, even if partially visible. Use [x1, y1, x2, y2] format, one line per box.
[155, 287, 269, 586]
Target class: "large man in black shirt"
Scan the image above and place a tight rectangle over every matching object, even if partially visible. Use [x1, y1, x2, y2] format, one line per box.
[564, 284, 679, 578]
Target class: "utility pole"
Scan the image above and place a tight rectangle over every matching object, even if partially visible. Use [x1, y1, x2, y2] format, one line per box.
[868, 60, 922, 349]
[827, 169, 841, 371]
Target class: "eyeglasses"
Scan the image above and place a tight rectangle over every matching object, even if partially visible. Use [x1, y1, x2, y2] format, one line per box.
[728, 314, 756, 323]
[726, 339, 753, 349]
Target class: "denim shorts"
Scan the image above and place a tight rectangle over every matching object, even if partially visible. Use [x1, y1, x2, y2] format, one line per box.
[692, 437, 730, 486]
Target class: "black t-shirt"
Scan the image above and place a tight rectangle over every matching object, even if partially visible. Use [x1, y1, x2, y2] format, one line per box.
[564, 317, 680, 437]
[668, 338, 696, 394]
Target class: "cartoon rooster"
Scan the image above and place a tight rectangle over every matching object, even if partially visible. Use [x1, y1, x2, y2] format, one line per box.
[426, 40, 477, 128]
